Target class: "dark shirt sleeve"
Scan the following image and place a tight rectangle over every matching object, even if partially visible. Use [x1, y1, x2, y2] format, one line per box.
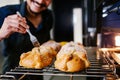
[0, 7, 6, 27]
[0, 5, 19, 56]
[0, 5, 19, 28]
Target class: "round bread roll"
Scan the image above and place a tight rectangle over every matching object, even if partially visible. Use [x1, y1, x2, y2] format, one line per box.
[54, 41, 90, 72]
[19, 46, 56, 69]
[19, 40, 61, 69]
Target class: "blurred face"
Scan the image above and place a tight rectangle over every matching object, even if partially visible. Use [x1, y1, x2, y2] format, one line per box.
[26, 0, 52, 14]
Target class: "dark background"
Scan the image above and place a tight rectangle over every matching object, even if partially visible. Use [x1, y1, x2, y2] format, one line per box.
[20, 0, 120, 46]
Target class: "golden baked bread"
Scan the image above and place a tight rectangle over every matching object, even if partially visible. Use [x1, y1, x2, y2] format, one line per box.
[42, 40, 61, 53]
[19, 40, 61, 69]
[60, 41, 68, 46]
[54, 41, 90, 72]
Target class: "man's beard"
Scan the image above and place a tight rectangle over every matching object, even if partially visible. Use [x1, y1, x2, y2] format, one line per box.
[29, 3, 47, 15]
[29, 7, 41, 15]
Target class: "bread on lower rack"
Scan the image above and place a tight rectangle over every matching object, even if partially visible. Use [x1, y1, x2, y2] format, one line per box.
[54, 41, 90, 72]
[19, 40, 61, 69]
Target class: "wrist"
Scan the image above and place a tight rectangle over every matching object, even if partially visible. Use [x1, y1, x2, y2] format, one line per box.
[0, 29, 5, 41]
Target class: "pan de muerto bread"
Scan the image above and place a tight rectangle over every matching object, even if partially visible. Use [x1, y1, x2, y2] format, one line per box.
[19, 40, 61, 69]
[54, 41, 90, 72]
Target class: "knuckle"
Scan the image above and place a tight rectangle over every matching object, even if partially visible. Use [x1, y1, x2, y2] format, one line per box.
[15, 14, 19, 18]
[16, 23, 20, 27]
[5, 17, 8, 21]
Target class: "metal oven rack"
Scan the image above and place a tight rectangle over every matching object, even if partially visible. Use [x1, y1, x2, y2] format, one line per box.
[0, 47, 119, 80]
[98, 48, 120, 80]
